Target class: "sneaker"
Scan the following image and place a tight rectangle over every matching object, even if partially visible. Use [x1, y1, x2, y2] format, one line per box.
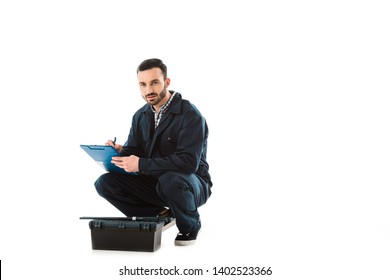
[174, 220, 201, 246]
[157, 208, 172, 218]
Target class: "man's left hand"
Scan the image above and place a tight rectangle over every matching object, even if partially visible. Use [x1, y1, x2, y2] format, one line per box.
[111, 155, 139, 172]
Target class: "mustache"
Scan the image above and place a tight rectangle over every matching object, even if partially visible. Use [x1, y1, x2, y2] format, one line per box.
[146, 93, 157, 97]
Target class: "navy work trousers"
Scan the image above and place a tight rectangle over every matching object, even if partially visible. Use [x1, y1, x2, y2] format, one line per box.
[94, 171, 211, 234]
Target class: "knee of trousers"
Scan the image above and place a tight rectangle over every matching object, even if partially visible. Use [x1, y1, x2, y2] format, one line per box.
[156, 171, 191, 198]
[94, 173, 112, 197]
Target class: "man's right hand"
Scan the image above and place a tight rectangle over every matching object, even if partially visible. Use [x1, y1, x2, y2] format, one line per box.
[106, 139, 123, 154]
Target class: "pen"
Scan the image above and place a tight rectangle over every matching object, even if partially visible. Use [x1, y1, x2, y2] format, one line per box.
[113, 137, 116, 146]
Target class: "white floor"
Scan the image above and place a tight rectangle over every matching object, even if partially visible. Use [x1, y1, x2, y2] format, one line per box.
[1, 181, 390, 280]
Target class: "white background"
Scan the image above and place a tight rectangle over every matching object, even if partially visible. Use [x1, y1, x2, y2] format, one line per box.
[1, 0, 389, 279]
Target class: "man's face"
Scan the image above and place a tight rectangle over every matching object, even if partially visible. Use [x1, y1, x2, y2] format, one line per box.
[138, 67, 170, 107]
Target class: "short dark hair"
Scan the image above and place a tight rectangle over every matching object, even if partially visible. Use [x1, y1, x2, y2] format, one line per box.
[137, 58, 167, 79]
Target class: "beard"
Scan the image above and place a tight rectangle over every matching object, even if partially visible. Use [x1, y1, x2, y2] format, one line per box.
[144, 84, 167, 106]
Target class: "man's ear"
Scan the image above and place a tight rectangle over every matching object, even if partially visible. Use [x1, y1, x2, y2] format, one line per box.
[165, 77, 171, 87]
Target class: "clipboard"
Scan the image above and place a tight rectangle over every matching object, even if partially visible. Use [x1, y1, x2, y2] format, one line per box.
[80, 145, 134, 174]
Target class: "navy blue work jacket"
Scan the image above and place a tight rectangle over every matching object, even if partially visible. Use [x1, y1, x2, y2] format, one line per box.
[121, 92, 212, 186]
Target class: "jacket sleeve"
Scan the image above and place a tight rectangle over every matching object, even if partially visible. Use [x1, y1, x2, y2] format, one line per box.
[138, 109, 207, 176]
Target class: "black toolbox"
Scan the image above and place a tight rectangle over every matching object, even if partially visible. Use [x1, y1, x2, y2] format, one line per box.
[81, 216, 176, 252]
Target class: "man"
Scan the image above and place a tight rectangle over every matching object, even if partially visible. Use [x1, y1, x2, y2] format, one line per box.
[94, 58, 212, 246]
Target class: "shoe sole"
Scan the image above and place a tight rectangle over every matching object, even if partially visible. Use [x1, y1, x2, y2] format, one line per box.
[174, 239, 196, 246]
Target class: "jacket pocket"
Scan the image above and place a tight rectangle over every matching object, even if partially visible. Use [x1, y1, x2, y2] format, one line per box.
[159, 135, 177, 155]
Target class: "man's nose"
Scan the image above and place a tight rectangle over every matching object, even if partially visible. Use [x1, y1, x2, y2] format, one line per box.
[146, 85, 154, 94]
